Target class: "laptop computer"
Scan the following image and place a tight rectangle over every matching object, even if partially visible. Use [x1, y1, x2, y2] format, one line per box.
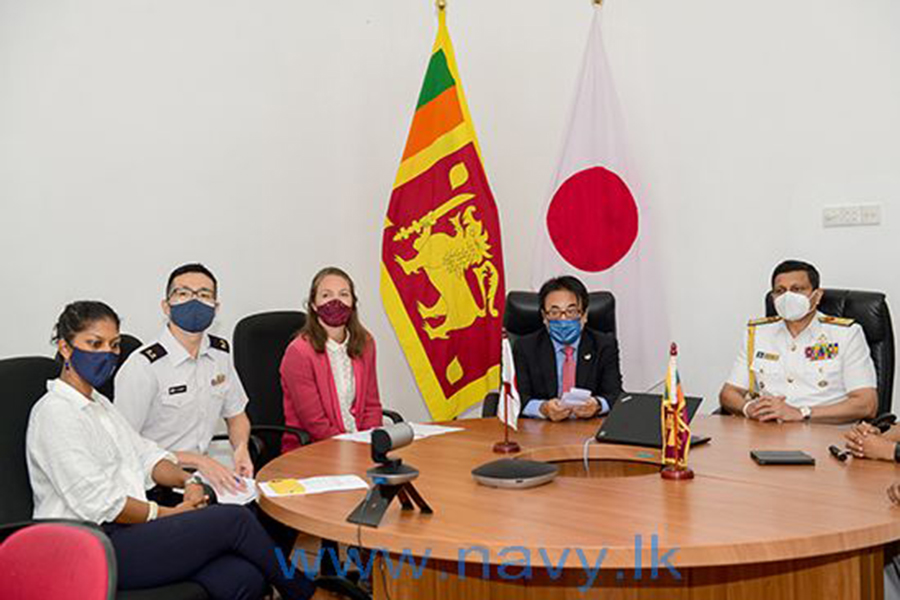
[594, 393, 711, 448]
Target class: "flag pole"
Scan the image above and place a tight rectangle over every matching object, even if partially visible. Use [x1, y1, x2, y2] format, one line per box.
[493, 382, 520, 454]
[493, 332, 520, 454]
[661, 342, 695, 480]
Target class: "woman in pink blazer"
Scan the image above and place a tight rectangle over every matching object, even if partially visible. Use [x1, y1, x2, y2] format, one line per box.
[280, 267, 383, 450]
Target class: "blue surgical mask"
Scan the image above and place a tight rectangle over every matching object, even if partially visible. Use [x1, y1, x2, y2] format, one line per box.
[169, 299, 216, 333]
[547, 319, 582, 345]
[68, 347, 118, 389]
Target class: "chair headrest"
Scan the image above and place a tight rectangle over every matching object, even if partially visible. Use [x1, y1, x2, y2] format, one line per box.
[504, 291, 616, 336]
[764, 289, 890, 343]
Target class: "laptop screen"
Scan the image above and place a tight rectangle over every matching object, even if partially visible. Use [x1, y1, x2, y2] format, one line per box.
[595, 393, 704, 448]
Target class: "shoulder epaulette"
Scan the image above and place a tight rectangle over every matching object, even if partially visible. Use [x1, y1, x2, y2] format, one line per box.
[208, 335, 230, 353]
[819, 315, 855, 327]
[140, 343, 167, 363]
[747, 316, 782, 327]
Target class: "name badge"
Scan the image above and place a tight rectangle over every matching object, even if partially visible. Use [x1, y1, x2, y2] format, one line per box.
[755, 351, 779, 361]
[168, 385, 188, 395]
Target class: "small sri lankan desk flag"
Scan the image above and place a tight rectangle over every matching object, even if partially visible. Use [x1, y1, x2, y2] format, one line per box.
[661, 343, 691, 473]
[380, 9, 505, 421]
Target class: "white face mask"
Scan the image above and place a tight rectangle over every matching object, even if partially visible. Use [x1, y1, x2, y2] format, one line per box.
[774, 291, 812, 322]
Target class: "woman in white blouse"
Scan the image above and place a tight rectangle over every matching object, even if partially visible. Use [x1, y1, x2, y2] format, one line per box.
[26, 301, 328, 600]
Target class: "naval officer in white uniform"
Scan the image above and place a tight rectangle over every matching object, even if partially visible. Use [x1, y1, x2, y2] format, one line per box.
[719, 260, 877, 424]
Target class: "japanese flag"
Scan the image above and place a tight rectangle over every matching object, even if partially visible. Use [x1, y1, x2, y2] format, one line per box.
[532, 9, 668, 390]
[497, 335, 520, 431]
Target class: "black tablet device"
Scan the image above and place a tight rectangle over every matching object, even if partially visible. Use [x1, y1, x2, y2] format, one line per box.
[750, 450, 815, 466]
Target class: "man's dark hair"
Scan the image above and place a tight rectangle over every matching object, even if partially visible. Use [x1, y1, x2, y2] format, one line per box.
[166, 263, 218, 297]
[52, 301, 120, 346]
[538, 276, 590, 313]
[771, 260, 820, 290]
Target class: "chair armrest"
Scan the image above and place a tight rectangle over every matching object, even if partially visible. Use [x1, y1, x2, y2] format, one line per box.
[382, 409, 404, 424]
[210, 432, 266, 458]
[865, 413, 897, 433]
[248, 425, 312, 447]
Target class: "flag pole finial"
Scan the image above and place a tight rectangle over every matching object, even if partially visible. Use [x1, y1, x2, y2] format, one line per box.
[436, 0, 447, 11]
[593, 0, 604, 6]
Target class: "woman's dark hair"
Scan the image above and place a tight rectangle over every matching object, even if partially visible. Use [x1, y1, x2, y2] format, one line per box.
[538, 276, 590, 313]
[299, 267, 370, 359]
[52, 301, 121, 346]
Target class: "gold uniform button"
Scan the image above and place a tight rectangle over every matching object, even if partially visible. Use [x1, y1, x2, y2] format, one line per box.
[791, 344, 797, 352]
[818, 380, 828, 388]
[787, 376, 794, 384]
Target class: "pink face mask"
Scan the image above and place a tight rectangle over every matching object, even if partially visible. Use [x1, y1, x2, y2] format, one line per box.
[316, 298, 353, 327]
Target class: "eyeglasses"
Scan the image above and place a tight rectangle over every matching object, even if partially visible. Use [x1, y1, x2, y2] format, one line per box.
[543, 307, 583, 320]
[168, 286, 217, 305]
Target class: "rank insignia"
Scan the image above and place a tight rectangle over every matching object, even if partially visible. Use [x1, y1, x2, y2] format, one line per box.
[211, 373, 226, 386]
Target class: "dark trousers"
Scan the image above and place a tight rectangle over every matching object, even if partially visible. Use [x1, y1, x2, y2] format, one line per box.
[103, 505, 315, 600]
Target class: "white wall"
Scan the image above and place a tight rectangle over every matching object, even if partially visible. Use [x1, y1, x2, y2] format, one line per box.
[1, 0, 898, 421]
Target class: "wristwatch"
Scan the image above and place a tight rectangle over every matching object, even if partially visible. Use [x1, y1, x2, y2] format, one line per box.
[799, 406, 812, 421]
[893, 443, 900, 464]
[185, 474, 203, 487]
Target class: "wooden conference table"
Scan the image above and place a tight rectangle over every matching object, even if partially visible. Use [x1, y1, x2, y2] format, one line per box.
[258, 416, 900, 599]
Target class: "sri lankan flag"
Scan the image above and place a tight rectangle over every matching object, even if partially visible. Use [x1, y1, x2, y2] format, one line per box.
[661, 343, 691, 469]
[381, 9, 505, 421]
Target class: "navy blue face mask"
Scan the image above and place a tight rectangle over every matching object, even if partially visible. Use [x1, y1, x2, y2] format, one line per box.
[547, 319, 582, 345]
[169, 299, 216, 333]
[68, 346, 118, 389]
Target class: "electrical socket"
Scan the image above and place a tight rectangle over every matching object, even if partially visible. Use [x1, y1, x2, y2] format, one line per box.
[823, 204, 881, 228]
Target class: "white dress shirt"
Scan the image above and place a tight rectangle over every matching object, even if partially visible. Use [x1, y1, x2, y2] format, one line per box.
[727, 312, 877, 408]
[326, 336, 357, 433]
[114, 326, 248, 454]
[26, 379, 176, 524]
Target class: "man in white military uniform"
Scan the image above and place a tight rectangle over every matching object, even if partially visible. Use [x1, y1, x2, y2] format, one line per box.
[719, 260, 877, 424]
[116, 263, 253, 494]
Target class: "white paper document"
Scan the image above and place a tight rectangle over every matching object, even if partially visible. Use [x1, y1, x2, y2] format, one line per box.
[258, 475, 369, 498]
[560, 387, 593, 407]
[333, 422, 463, 444]
[193, 474, 258, 506]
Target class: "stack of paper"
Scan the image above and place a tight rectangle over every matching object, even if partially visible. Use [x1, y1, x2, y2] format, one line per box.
[560, 387, 593, 408]
[258, 475, 369, 498]
[333, 422, 463, 444]
[194, 474, 258, 506]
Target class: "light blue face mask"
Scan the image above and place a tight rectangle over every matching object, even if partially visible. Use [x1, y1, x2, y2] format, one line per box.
[547, 319, 582, 345]
[169, 299, 216, 333]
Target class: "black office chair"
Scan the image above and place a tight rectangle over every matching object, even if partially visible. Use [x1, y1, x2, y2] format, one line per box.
[228, 311, 403, 469]
[0, 356, 208, 600]
[98, 333, 143, 401]
[482, 291, 617, 417]
[764, 288, 895, 415]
